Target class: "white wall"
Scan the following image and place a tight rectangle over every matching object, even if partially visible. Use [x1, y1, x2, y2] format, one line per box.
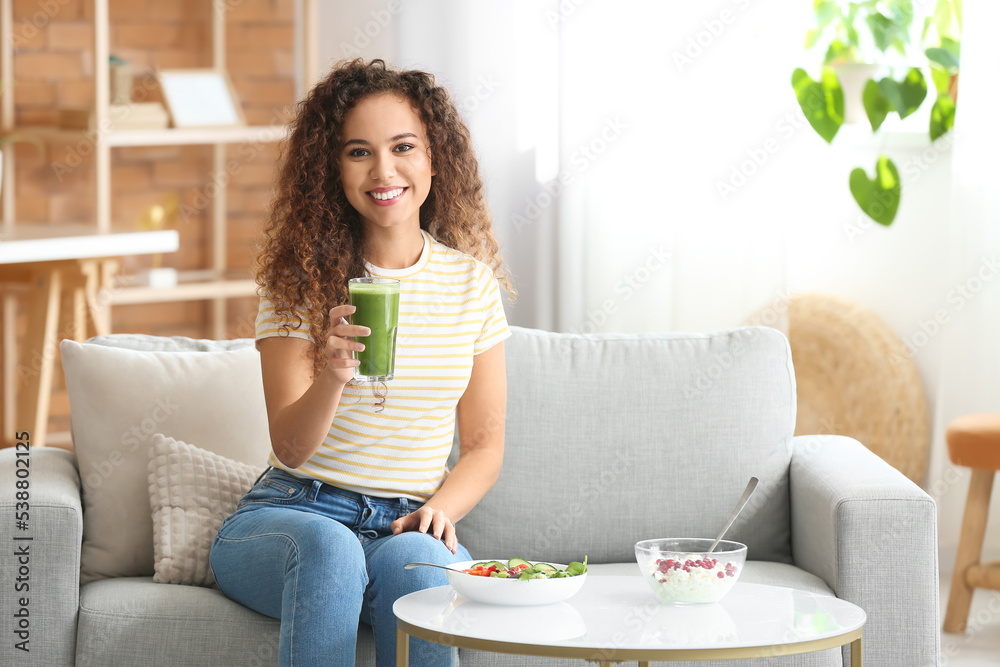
[316, 1, 398, 71]
[315, 1, 984, 563]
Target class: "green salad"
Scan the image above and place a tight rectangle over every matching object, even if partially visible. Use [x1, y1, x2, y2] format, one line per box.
[464, 556, 588, 580]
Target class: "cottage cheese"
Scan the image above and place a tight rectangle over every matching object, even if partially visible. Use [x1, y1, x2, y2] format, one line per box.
[640, 554, 741, 604]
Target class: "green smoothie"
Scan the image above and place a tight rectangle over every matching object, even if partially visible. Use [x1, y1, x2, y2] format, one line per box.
[348, 278, 400, 381]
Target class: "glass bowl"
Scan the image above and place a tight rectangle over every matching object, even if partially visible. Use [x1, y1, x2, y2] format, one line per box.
[634, 538, 747, 604]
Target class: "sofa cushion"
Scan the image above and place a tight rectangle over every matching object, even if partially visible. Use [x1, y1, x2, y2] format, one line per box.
[457, 326, 796, 565]
[75, 578, 374, 667]
[61, 335, 272, 585]
[148, 434, 265, 587]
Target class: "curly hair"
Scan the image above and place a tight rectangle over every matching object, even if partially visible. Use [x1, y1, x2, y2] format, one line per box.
[255, 58, 515, 378]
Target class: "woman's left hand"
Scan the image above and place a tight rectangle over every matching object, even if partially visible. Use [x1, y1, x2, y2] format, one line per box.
[391, 506, 457, 554]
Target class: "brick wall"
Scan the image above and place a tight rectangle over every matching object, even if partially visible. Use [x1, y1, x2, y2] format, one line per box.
[2, 0, 297, 443]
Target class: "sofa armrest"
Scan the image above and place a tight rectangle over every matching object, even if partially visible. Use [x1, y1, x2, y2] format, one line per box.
[791, 434, 939, 667]
[0, 446, 82, 667]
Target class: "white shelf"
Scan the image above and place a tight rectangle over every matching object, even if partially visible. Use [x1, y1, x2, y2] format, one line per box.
[109, 273, 257, 305]
[11, 124, 289, 147]
[107, 124, 289, 147]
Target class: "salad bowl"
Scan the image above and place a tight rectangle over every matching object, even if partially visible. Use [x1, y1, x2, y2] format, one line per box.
[443, 559, 588, 606]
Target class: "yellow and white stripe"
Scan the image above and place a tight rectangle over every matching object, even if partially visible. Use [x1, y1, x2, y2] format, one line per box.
[255, 230, 510, 501]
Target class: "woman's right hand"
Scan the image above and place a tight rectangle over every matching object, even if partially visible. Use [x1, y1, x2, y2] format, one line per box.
[323, 304, 370, 386]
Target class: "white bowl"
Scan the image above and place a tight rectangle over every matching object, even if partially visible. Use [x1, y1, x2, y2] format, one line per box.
[444, 560, 588, 606]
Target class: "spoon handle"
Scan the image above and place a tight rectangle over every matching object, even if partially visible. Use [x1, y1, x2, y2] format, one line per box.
[404, 561, 458, 573]
[709, 477, 759, 553]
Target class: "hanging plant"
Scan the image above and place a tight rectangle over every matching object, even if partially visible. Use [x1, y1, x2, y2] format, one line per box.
[791, 0, 961, 227]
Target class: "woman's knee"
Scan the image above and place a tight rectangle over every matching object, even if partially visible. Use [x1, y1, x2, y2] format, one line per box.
[214, 510, 366, 580]
[279, 514, 367, 580]
[388, 531, 469, 564]
[370, 532, 462, 582]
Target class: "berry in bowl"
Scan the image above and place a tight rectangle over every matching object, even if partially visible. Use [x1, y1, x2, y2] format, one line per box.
[634, 538, 746, 604]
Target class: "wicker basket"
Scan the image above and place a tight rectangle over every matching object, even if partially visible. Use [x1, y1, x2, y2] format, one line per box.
[787, 293, 930, 484]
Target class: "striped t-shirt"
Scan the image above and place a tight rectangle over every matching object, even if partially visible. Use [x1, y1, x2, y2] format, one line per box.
[255, 230, 511, 501]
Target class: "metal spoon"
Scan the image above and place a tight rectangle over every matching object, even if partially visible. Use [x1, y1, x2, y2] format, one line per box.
[708, 477, 759, 553]
[404, 562, 468, 574]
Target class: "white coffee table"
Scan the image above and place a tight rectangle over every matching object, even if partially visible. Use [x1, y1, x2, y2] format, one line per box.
[393, 576, 865, 666]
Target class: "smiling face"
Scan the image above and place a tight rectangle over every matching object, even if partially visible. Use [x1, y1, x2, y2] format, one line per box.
[338, 93, 435, 237]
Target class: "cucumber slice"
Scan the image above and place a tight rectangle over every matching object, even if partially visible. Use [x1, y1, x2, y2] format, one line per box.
[484, 561, 504, 570]
[507, 557, 530, 569]
[469, 562, 490, 569]
[532, 562, 557, 574]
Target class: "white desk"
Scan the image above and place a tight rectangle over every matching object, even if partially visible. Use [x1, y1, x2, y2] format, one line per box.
[0, 223, 179, 447]
[393, 577, 865, 666]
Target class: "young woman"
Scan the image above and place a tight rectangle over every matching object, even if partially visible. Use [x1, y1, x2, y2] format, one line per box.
[210, 59, 514, 667]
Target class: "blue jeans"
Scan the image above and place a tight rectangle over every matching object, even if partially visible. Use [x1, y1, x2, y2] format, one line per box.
[209, 468, 471, 667]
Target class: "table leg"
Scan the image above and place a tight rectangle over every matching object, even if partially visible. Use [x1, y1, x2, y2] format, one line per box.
[17, 269, 61, 448]
[61, 280, 87, 343]
[396, 627, 409, 667]
[93, 259, 117, 336]
[80, 259, 109, 337]
[851, 634, 863, 666]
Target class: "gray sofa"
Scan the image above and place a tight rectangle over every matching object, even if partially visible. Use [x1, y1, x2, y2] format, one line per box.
[0, 325, 940, 666]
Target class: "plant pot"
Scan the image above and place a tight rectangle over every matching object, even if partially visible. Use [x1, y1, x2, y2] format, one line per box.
[830, 63, 881, 125]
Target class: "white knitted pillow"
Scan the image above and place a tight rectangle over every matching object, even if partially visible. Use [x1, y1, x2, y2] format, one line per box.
[148, 434, 265, 587]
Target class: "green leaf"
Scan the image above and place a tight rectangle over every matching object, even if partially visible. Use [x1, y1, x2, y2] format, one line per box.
[930, 66, 951, 95]
[845, 22, 861, 49]
[863, 79, 891, 131]
[930, 93, 956, 140]
[850, 156, 901, 226]
[940, 36, 961, 58]
[926, 47, 960, 70]
[891, 37, 908, 59]
[866, 12, 895, 52]
[804, 28, 821, 50]
[814, 0, 836, 26]
[791, 67, 844, 143]
[934, 0, 956, 38]
[892, 0, 915, 18]
[823, 40, 853, 65]
[877, 69, 927, 119]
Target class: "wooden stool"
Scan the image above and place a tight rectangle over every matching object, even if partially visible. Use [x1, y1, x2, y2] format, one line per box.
[943, 414, 1000, 633]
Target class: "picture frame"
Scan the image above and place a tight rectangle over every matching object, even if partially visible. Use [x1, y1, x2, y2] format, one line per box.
[156, 68, 246, 128]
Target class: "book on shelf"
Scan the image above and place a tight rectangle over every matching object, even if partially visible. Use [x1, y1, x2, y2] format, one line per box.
[58, 103, 170, 131]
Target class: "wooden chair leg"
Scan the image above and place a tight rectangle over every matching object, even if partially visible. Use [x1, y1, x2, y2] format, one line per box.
[944, 469, 995, 633]
[16, 269, 62, 449]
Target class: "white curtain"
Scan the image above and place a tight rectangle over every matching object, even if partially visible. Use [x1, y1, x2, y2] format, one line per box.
[553, 1, 803, 334]
[388, 0, 806, 334]
[931, 0, 1000, 563]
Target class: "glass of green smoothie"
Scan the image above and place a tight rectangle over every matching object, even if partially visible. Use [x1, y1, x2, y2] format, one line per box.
[348, 277, 400, 382]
